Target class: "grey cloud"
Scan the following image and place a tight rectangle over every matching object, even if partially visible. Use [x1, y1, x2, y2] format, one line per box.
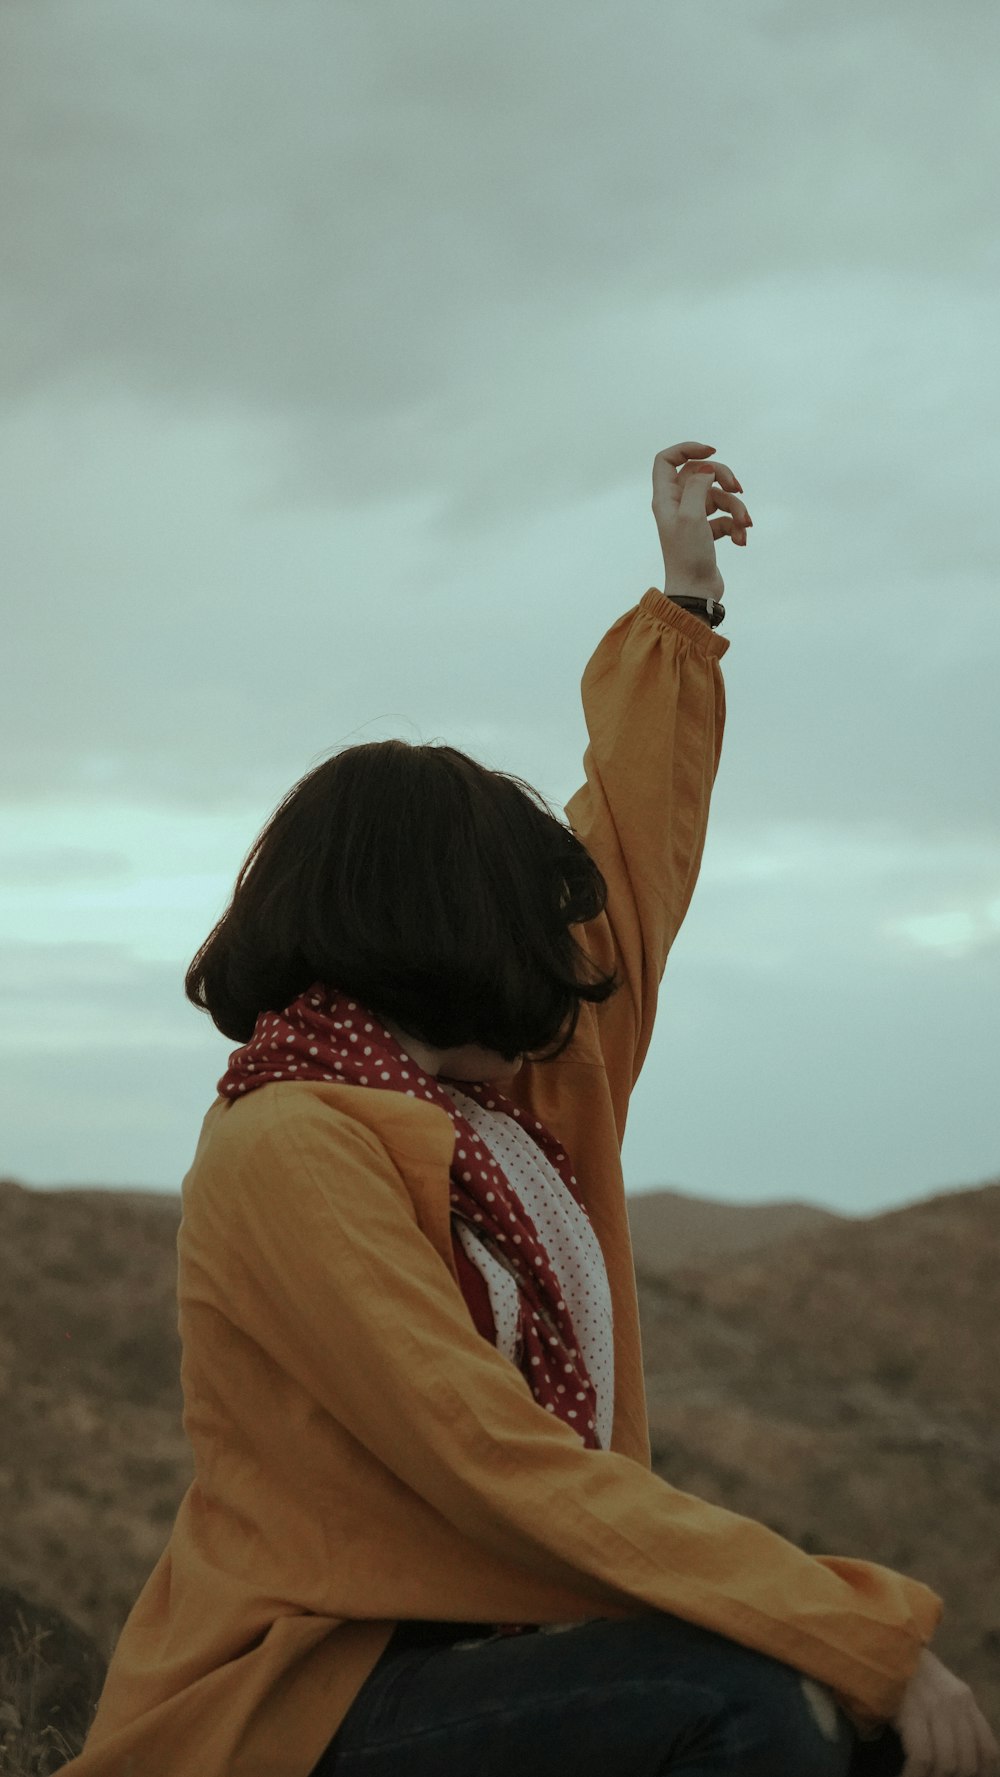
[1, 0, 998, 1206]
[0, 849, 131, 886]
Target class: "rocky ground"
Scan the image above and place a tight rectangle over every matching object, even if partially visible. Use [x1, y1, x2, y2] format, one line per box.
[1, 1170, 997, 1770]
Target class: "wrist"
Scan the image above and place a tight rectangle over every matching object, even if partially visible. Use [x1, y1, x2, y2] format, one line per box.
[664, 591, 715, 628]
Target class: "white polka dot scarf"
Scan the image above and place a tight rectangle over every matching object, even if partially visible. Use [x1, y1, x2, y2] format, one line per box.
[217, 982, 602, 1466]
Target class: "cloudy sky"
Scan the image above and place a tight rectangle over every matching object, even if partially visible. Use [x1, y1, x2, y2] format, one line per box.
[2, 0, 998, 1220]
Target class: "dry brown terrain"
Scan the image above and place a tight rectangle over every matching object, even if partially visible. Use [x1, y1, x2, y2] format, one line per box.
[0, 1167, 998, 1763]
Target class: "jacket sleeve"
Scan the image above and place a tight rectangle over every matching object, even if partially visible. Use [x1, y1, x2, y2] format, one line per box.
[219, 1091, 943, 1736]
[563, 589, 729, 1143]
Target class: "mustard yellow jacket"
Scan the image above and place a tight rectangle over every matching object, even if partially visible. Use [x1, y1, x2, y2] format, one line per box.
[62, 589, 942, 1777]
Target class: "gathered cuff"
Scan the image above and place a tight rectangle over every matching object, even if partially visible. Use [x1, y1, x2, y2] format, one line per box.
[638, 586, 731, 658]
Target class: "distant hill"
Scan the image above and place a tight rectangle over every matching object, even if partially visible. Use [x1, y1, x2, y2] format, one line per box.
[1, 1168, 998, 1737]
[625, 1186, 842, 1280]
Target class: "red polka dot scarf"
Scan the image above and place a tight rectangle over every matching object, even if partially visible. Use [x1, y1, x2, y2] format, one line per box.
[217, 982, 603, 1458]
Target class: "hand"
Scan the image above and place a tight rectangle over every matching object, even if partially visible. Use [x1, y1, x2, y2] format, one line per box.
[651, 440, 752, 605]
[891, 1648, 999, 1776]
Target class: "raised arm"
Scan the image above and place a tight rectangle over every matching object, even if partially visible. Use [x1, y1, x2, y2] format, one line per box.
[563, 586, 728, 1140]
[561, 442, 751, 1141]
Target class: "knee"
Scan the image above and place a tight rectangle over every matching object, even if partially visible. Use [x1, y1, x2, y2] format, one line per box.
[776, 1673, 853, 1775]
[799, 1677, 843, 1745]
[730, 1663, 853, 1776]
[795, 1676, 854, 1777]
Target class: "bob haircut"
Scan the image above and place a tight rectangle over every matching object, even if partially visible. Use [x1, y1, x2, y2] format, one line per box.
[185, 739, 624, 1065]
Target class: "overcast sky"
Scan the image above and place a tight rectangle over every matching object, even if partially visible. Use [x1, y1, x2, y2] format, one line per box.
[2, 0, 998, 1220]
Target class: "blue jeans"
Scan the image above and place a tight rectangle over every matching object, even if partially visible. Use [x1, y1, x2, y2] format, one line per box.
[311, 1612, 907, 1775]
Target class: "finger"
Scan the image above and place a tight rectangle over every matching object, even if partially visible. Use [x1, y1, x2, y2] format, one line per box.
[951, 1710, 981, 1775]
[926, 1708, 958, 1777]
[969, 1703, 999, 1776]
[678, 463, 749, 519]
[704, 461, 740, 491]
[652, 443, 716, 492]
[952, 1713, 980, 1769]
[655, 443, 717, 472]
[709, 515, 748, 545]
[709, 488, 753, 526]
[975, 1709, 1000, 1774]
[678, 467, 720, 518]
[653, 446, 744, 502]
[901, 1728, 933, 1777]
[675, 456, 742, 493]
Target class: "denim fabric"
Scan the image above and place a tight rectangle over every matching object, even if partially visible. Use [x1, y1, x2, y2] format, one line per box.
[310, 1611, 907, 1775]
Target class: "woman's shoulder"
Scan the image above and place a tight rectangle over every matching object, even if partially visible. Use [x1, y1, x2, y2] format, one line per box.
[195, 1078, 457, 1175]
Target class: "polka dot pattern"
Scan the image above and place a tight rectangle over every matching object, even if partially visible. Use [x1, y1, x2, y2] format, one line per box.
[448, 1083, 614, 1456]
[217, 980, 614, 1643]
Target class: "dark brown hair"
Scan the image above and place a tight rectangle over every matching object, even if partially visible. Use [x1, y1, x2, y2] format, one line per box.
[184, 739, 623, 1063]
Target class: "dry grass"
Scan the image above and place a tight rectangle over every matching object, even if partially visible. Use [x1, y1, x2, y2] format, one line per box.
[2, 1171, 998, 1763]
[0, 1611, 99, 1776]
[0, 1578, 128, 1776]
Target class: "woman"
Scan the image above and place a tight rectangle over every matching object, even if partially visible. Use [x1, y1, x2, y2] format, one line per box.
[60, 443, 992, 1777]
